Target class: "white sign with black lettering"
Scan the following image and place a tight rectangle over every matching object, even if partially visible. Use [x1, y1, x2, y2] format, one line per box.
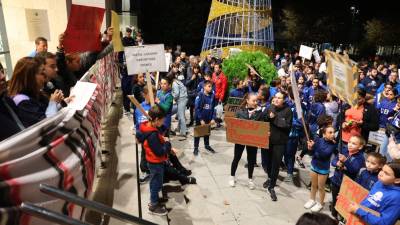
[124, 44, 167, 74]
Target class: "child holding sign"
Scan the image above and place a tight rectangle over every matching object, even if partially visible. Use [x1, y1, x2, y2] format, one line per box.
[348, 162, 400, 225]
[304, 125, 336, 212]
[229, 93, 262, 190]
[330, 135, 365, 219]
[136, 105, 172, 216]
[194, 80, 216, 156]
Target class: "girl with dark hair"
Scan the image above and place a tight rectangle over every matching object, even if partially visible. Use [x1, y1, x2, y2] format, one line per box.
[244, 67, 265, 93]
[348, 161, 400, 225]
[229, 93, 262, 190]
[186, 65, 203, 127]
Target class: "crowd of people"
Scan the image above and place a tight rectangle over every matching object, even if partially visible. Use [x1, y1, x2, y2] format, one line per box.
[1, 23, 400, 224]
[126, 38, 400, 224]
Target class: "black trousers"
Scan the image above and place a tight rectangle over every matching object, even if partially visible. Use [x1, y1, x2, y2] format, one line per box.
[140, 145, 149, 173]
[231, 144, 257, 179]
[331, 183, 340, 218]
[264, 144, 286, 189]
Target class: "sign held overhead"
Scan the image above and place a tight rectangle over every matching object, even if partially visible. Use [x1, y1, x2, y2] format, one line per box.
[125, 44, 167, 74]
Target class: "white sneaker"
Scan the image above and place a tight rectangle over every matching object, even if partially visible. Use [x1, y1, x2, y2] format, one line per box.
[310, 202, 323, 212]
[229, 176, 236, 187]
[304, 199, 316, 209]
[248, 179, 255, 190]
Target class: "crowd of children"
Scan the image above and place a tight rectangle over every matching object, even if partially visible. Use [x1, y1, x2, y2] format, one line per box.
[129, 48, 400, 224]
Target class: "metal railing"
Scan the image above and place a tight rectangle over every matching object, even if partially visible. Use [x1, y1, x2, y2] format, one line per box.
[20, 184, 157, 225]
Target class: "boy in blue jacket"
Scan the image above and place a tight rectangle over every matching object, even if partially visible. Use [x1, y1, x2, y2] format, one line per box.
[136, 104, 172, 216]
[229, 78, 245, 98]
[356, 152, 386, 190]
[348, 162, 400, 225]
[330, 135, 366, 219]
[194, 80, 216, 156]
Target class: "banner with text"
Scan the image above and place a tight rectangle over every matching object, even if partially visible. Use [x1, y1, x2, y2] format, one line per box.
[124, 44, 167, 74]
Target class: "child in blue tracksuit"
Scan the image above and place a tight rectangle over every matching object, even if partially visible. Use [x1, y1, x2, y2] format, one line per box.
[356, 152, 386, 190]
[307, 91, 327, 138]
[348, 162, 400, 225]
[304, 125, 337, 212]
[377, 89, 397, 129]
[330, 135, 366, 218]
[229, 78, 245, 98]
[284, 87, 304, 182]
[194, 80, 216, 155]
[136, 104, 172, 216]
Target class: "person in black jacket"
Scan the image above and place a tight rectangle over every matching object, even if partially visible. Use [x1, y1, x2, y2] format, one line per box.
[186, 65, 203, 126]
[229, 93, 263, 190]
[263, 91, 293, 201]
[0, 63, 23, 141]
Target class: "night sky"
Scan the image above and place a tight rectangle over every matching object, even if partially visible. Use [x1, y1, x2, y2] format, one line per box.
[136, 0, 399, 55]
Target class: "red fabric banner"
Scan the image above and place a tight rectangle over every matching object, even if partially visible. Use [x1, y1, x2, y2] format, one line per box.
[64, 4, 105, 53]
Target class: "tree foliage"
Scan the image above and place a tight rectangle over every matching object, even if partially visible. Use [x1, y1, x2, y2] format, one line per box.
[222, 51, 277, 86]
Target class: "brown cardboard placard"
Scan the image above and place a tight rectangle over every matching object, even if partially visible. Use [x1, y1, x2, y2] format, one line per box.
[225, 117, 269, 148]
[224, 97, 242, 118]
[336, 176, 378, 225]
[193, 124, 211, 137]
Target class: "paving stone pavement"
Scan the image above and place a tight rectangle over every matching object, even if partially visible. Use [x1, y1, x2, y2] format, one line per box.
[108, 115, 333, 225]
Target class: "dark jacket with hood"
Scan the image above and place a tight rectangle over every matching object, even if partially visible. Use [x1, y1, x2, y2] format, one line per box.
[136, 121, 171, 164]
[263, 104, 293, 145]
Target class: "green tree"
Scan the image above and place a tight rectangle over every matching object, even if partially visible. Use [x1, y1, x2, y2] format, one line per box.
[222, 51, 277, 87]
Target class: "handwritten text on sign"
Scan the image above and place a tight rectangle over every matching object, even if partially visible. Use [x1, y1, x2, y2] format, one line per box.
[124, 44, 167, 74]
[225, 117, 269, 148]
[336, 176, 370, 225]
[224, 97, 243, 118]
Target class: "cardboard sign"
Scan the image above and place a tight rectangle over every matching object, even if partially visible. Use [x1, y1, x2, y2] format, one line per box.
[368, 130, 386, 146]
[224, 97, 242, 118]
[64, 4, 105, 53]
[193, 124, 211, 137]
[336, 176, 378, 225]
[25, 9, 51, 41]
[111, 11, 123, 52]
[299, 45, 313, 60]
[68, 81, 97, 110]
[225, 117, 269, 148]
[124, 44, 167, 74]
[325, 50, 358, 106]
[165, 53, 172, 71]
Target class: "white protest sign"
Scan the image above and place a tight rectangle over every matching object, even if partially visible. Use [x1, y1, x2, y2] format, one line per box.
[368, 130, 386, 146]
[68, 81, 97, 110]
[290, 72, 303, 119]
[313, 50, 321, 63]
[25, 9, 51, 41]
[124, 44, 167, 74]
[299, 45, 313, 60]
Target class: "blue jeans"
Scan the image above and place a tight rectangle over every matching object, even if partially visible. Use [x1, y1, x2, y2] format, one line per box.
[177, 97, 188, 135]
[284, 137, 299, 175]
[148, 163, 164, 205]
